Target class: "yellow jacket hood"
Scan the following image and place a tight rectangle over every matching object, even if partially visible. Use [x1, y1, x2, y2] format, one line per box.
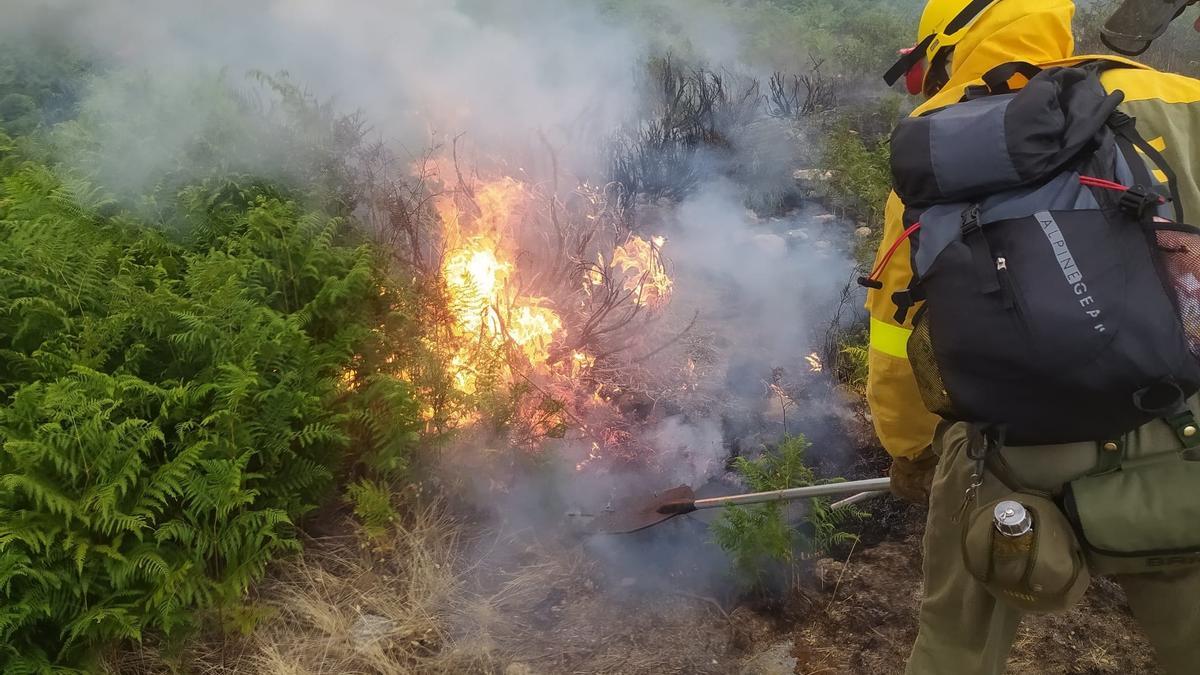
[918, 0, 1076, 113]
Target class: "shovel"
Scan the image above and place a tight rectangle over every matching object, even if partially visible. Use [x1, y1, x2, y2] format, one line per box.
[584, 476, 891, 534]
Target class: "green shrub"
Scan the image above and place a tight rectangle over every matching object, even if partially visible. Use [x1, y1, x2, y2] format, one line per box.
[0, 145, 420, 669]
[822, 105, 896, 221]
[823, 125, 890, 217]
[711, 435, 864, 589]
[0, 50, 431, 669]
[347, 478, 400, 542]
[0, 39, 90, 132]
[819, 98, 903, 267]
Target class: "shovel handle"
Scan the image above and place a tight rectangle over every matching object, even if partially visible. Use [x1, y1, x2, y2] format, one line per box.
[830, 490, 887, 511]
[690, 477, 891, 510]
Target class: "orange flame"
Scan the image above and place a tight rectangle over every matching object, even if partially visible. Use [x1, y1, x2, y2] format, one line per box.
[611, 235, 673, 308]
[436, 178, 567, 397]
[430, 168, 675, 465]
[443, 238, 510, 336]
[508, 303, 563, 364]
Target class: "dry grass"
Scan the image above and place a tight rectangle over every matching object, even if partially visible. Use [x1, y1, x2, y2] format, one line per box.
[103, 498, 536, 675]
[103, 494, 743, 675]
[246, 499, 462, 675]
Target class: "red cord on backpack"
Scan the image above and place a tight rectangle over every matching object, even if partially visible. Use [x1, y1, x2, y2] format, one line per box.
[859, 221, 921, 289]
[1079, 175, 1166, 203]
[1079, 175, 1133, 192]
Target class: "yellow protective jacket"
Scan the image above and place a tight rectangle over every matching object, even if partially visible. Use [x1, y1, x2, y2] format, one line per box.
[868, 0, 1200, 458]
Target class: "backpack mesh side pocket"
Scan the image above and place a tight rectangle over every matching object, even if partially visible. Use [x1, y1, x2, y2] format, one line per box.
[1155, 227, 1200, 360]
[908, 310, 955, 418]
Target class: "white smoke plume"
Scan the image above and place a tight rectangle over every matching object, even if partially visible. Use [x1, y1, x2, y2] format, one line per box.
[9, 0, 714, 169]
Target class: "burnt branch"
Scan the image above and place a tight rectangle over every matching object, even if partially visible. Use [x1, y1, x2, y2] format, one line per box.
[767, 58, 837, 119]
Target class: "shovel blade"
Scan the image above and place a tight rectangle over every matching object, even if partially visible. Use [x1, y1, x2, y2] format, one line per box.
[586, 485, 697, 534]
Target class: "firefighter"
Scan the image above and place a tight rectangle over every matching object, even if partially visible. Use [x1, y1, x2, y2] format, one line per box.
[870, 1, 1200, 673]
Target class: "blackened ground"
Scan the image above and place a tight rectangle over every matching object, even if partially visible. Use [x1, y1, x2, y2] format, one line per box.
[788, 534, 1161, 675]
[464, 506, 1162, 674]
[467, 421, 1163, 674]
[804, 395, 925, 548]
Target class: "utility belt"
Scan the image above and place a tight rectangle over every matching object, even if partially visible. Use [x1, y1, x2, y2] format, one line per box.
[955, 398, 1200, 613]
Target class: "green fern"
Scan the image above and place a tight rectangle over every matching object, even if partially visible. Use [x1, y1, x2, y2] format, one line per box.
[0, 72, 425, 669]
[346, 478, 398, 542]
[711, 435, 866, 589]
[840, 342, 870, 392]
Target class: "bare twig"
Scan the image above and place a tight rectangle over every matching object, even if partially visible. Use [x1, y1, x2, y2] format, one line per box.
[631, 310, 699, 363]
[824, 538, 859, 612]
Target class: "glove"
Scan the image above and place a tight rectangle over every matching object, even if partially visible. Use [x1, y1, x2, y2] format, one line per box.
[889, 447, 938, 506]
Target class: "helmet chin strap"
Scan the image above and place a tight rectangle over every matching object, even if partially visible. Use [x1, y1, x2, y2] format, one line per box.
[892, 45, 952, 97]
[923, 50, 953, 97]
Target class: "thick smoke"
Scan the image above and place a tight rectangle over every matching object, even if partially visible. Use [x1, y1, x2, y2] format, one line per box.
[8, 0, 862, 590]
[9, 0, 673, 169]
[667, 180, 850, 367]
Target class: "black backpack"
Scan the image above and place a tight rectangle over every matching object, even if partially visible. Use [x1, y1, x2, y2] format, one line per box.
[874, 62, 1200, 446]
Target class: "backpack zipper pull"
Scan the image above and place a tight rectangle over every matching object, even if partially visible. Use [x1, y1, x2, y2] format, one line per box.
[996, 256, 1015, 309]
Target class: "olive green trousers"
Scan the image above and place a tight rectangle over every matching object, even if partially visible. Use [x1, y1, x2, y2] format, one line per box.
[906, 420, 1200, 675]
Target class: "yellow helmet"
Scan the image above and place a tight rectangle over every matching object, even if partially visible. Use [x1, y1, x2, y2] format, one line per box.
[885, 0, 1005, 95]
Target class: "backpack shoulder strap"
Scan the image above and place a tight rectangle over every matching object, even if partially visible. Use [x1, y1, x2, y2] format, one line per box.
[981, 61, 1043, 94]
[1108, 110, 1185, 223]
[965, 59, 1134, 99]
[961, 61, 1043, 100]
[1060, 59, 1184, 221]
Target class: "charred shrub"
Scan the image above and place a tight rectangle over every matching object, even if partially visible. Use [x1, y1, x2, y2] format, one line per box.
[766, 59, 838, 120]
[608, 56, 780, 210]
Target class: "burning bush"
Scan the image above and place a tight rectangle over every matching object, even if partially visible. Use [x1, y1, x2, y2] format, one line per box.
[367, 144, 698, 471]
